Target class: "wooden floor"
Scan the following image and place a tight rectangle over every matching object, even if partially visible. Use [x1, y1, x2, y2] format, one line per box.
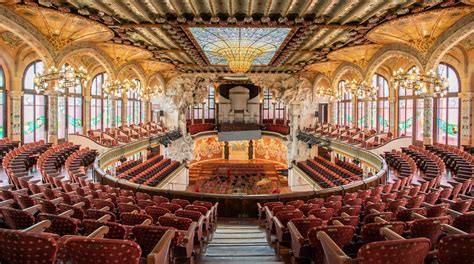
[188, 159, 289, 194]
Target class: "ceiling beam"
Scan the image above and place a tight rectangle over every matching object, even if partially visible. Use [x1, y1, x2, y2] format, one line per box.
[118, 23, 357, 30]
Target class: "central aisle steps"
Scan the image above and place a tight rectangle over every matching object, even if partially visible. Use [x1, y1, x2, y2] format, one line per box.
[198, 218, 284, 264]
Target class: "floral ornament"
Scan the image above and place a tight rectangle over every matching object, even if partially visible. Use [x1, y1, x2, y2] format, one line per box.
[23, 116, 45, 134]
[398, 117, 414, 130]
[437, 118, 458, 136]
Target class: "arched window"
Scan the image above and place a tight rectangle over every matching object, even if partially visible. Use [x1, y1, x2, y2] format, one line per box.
[436, 63, 460, 146]
[90, 72, 107, 130]
[23, 61, 46, 143]
[0, 66, 6, 137]
[263, 88, 273, 123]
[398, 68, 415, 136]
[374, 74, 389, 132]
[203, 85, 215, 122]
[127, 79, 142, 125]
[337, 81, 352, 126]
[57, 64, 83, 140]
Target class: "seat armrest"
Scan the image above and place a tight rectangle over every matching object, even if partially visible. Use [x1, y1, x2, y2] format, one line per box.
[0, 199, 15, 207]
[23, 204, 41, 215]
[446, 208, 463, 218]
[273, 216, 285, 240]
[59, 210, 74, 217]
[380, 227, 405, 240]
[317, 231, 353, 264]
[182, 222, 197, 244]
[441, 224, 467, 235]
[147, 229, 175, 264]
[288, 222, 305, 244]
[22, 220, 51, 233]
[87, 226, 109, 239]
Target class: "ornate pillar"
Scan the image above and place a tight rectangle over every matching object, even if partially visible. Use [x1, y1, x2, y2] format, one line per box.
[111, 98, 117, 128]
[122, 96, 128, 126]
[9, 90, 23, 141]
[202, 102, 206, 124]
[422, 95, 434, 145]
[352, 97, 357, 127]
[83, 95, 91, 133]
[389, 97, 396, 135]
[272, 102, 276, 124]
[363, 99, 370, 130]
[460, 92, 472, 146]
[145, 100, 151, 123]
[191, 105, 194, 125]
[48, 93, 58, 144]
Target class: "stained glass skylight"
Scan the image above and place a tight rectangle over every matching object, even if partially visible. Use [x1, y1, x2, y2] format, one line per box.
[189, 27, 291, 72]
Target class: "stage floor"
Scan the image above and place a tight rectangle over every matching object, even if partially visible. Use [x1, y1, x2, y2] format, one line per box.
[188, 159, 289, 194]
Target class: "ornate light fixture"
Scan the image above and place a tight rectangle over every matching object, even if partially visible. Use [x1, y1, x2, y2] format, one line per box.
[139, 85, 163, 100]
[314, 86, 338, 101]
[34, 65, 89, 94]
[392, 67, 448, 97]
[348, 80, 378, 100]
[215, 47, 263, 73]
[102, 79, 137, 98]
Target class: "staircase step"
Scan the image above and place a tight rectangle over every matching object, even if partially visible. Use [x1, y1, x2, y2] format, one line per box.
[200, 256, 283, 263]
[206, 245, 275, 257]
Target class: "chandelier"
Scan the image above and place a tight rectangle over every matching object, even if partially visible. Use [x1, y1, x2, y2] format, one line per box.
[215, 47, 264, 73]
[139, 85, 163, 100]
[102, 79, 137, 98]
[314, 86, 338, 101]
[393, 67, 448, 97]
[347, 80, 378, 100]
[34, 65, 89, 94]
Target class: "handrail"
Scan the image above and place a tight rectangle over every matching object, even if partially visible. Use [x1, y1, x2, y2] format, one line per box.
[94, 130, 387, 201]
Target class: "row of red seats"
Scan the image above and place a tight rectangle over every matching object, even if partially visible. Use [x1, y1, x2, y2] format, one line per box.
[297, 161, 336, 188]
[263, 124, 290, 135]
[188, 123, 215, 135]
[0, 174, 218, 263]
[117, 155, 164, 180]
[335, 158, 363, 175]
[313, 156, 360, 181]
[257, 177, 473, 264]
[116, 159, 142, 174]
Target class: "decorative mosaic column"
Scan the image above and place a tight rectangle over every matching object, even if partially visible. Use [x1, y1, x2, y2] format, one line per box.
[460, 92, 472, 146]
[83, 95, 91, 134]
[328, 102, 334, 124]
[422, 95, 434, 145]
[9, 90, 23, 141]
[389, 97, 396, 136]
[363, 99, 370, 130]
[111, 98, 116, 128]
[48, 93, 58, 144]
[352, 97, 357, 127]
[144, 100, 151, 123]
[122, 97, 128, 126]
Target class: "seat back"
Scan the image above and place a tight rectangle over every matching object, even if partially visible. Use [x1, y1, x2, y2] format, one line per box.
[38, 213, 79, 236]
[309, 225, 355, 264]
[132, 225, 177, 256]
[438, 234, 474, 264]
[120, 213, 153, 226]
[275, 211, 304, 226]
[0, 228, 59, 264]
[63, 237, 141, 264]
[290, 218, 323, 239]
[0, 208, 34, 230]
[357, 238, 430, 264]
[82, 219, 126, 239]
[361, 221, 406, 243]
[411, 216, 451, 245]
[453, 212, 474, 233]
[308, 208, 334, 221]
[159, 216, 193, 230]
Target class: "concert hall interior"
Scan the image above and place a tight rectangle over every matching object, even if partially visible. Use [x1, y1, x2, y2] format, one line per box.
[0, 0, 473, 263]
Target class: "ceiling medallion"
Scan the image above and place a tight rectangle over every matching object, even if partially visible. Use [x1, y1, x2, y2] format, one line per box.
[188, 27, 291, 73]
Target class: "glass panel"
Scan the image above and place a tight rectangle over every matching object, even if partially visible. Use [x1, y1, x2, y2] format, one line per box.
[416, 99, 424, 141]
[58, 96, 66, 139]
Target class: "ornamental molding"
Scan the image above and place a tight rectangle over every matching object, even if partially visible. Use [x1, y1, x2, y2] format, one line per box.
[425, 13, 474, 71]
[116, 61, 148, 85]
[332, 62, 364, 90]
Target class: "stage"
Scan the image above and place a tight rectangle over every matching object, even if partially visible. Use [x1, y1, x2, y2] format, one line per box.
[188, 159, 289, 194]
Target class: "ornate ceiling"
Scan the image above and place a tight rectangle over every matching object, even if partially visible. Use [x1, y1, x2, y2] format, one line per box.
[1, 0, 473, 75]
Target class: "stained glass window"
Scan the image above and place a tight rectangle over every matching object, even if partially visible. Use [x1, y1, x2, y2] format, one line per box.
[127, 79, 142, 125]
[23, 61, 46, 143]
[0, 66, 5, 138]
[204, 85, 215, 121]
[263, 88, 274, 122]
[398, 68, 415, 137]
[338, 81, 352, 126]
[373, 74, 389, 132]
[436, 63, 459, 146]
[91, 72, 107, 130]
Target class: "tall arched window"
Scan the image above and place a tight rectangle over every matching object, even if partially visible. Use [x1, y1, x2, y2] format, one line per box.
[0, 66, 6, 137]
[90, 72, 107, 130]
[127, 79, 142, 125]
[116, 98, 122, 126]
[58, 64, 83, 140]
[374, 74, 389, 132]
[203, 85, 215, 122]
[263, 88, 273, 122]
[398, 68, 415, 136]
[337, 81, 352, 126]
[23, 61, 46, 143]
[436, 63, 460, 146]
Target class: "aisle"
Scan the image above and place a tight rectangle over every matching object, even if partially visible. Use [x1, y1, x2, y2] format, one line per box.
[198, 218, 284, 264]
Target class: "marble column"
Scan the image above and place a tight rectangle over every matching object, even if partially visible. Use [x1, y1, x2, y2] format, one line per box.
[422, 95, 434, 145]
[9, 90, 23, 141]
[48, 93, 58, 144]
[328, 102, 333, 124]
[460, 92, 472, 146]
[83, 95, 91, 133]
[145, 100, 151, 123]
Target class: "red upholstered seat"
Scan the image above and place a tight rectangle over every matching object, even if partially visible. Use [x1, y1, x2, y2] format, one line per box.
[453, 212, 474, 233]
[132, 225, 179, 256]
[159, 215, 193, 230]
[152, 195, 169, 205]
[396, 207, 426, 222]
[308, 208, 334, 221]
[426, 203, 449, 218]
[38, 213, 80, 236]
[272, 205, 296, 215]
[308, 225, 355, 264]
[118, 203, 141, 214]
[361, 221, 406, 243]
[274, 211, 304, 227]
[136, 192, 152, 201]
[299, 204, 320, 216]
[286, 200, 305, 209]
[171, 198, 190, 208]
[120, 212, 153, 226]
[356, 238, 430, 264]
[0, 228, 59, 264]
[137, 199, 156, 209]
[62, 236, 142, 264]
[86, 209, 117, 222]
[363, 211, 393, 224]
[192, 201, 213, 210]
[328, 216, 359, 227]
[159, 202, 182, 213]
[437, 234, 474, 264]
[0, 207, 35, 230]
[145, 206, 171, 223]
[290, 218, 323, 239]
[82, 219, 127, 239]
[410, 216, 451, 246]
[176, 209, 202, 222]
[185, 205, 208, 215]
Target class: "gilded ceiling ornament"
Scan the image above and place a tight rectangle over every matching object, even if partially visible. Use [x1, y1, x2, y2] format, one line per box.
[0, 31, 22, 48]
